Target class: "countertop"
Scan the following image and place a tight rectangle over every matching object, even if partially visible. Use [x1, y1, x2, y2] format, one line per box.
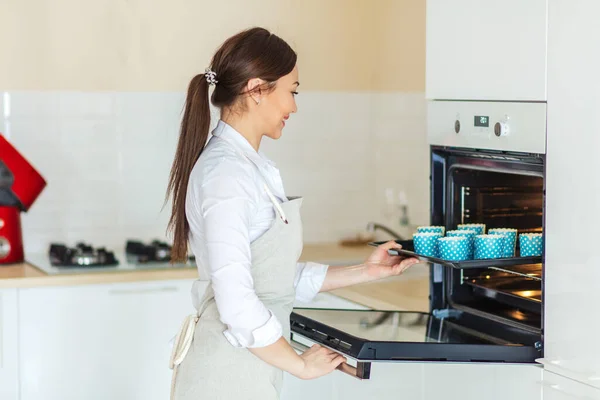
[0, 243, 430, 313]
[330, 265, 430, 312]
[0, 243, 375, 289]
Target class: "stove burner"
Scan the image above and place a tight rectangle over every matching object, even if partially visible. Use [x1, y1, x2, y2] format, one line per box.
[49, 242, 119, 267]
[125, 239, 195, 263]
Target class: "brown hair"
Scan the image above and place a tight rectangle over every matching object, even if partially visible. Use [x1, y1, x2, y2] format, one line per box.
[165, 27, 297, 262]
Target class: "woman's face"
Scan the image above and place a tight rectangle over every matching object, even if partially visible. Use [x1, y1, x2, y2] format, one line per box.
[257, 65, 299, 140]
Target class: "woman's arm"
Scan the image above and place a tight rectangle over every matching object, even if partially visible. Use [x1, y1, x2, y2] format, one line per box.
[196, 160, 345, 378]
[319, 241, 420, 292]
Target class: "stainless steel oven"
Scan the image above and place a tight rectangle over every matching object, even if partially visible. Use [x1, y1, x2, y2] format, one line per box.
[290, 101, 547, 379]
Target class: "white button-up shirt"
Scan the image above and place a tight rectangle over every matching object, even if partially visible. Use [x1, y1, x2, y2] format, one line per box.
[186, 120, 329, 348]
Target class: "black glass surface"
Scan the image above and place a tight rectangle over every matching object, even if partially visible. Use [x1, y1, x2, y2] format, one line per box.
[291, 308, 540, 363]
[293, 309, 507, 345]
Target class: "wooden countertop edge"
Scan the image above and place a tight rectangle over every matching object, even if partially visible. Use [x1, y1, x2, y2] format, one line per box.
[0, 267, 200, 289]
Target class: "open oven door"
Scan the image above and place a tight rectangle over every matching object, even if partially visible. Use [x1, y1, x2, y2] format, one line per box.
[289, 306, 541, 380]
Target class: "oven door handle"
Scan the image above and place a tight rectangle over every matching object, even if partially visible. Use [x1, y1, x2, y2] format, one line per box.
[289, 334, 371, 380]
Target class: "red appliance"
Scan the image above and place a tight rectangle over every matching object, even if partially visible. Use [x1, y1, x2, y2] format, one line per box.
[0, 134, 46, 264]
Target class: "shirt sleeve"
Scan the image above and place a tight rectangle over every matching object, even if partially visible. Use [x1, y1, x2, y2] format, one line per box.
[200, 159, 283, 348]
[294, 261, 329, 303]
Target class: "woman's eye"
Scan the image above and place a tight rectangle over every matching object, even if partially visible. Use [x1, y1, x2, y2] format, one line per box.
[292, 91, 299, 96]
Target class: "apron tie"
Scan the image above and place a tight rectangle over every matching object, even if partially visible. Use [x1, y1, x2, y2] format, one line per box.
[169, 290, 214, 399]
[169, 313, 200, 369]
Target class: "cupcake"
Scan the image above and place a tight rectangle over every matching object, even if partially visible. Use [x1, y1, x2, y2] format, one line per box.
[474, 234, 505, 260]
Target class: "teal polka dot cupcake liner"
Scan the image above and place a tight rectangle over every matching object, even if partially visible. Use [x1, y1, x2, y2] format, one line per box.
[413, 232, 442, 257]
[488, 228, 518, 257]
[416, 226, 446, 236]
[519, 233, 543, 257]
[438, 236, 470, 261]
[446, 230, 476, 259]
[474, 234, 505, 260]
[458, 224, 486, 236]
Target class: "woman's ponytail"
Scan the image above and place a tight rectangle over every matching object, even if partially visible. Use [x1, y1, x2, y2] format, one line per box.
[166, 73, 211, 262]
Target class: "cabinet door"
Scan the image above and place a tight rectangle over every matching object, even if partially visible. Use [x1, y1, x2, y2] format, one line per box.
[426, 0, 547, 101]
[19, 279, 202, 400]
[542, 371, 600, 400]
[544, 0, 600, 387]
[332, 363, 541, 400]
[281, 372, 335, 400]
[0, 288, 18, 400]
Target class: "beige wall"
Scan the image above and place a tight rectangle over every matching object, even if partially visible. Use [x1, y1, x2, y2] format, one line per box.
[372, 0, 426, 91]
[0, 0, 425, 92]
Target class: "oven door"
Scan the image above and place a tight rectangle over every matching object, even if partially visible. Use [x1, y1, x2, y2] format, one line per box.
[290, 307, 541, 379]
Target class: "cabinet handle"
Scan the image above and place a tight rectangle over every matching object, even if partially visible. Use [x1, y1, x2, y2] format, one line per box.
[109, 286, 178, 295]
[289, 337, 371, 380]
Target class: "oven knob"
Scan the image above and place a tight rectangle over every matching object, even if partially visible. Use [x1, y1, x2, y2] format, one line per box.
[454, 120, 460, 134]
[0, 237, 11, 259]
[494, 122, 510, 137]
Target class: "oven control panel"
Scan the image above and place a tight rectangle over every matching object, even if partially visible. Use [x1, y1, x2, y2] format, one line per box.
[428, 101, 546, 154]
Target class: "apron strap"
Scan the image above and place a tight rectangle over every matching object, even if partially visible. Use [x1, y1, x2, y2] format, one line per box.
[262, 183, 288, 224]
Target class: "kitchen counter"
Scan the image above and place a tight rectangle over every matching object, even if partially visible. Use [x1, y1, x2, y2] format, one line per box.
[330, 265, 430, 312]
[0, 243, 375, 288]
[0, 244, 429, 314]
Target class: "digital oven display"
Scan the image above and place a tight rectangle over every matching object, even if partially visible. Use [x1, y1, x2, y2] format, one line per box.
[474, 116, 489, 127]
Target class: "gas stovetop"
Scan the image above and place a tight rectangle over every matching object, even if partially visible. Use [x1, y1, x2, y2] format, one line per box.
[125, 239, 196, 264]
[30, 240, 195, 275]
[126, 240, 173, 263]
[49, 242, 119, 267]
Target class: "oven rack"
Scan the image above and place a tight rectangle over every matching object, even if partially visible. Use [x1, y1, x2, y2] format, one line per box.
[463, 272, 542, 313]
[368, 240, 542, 271]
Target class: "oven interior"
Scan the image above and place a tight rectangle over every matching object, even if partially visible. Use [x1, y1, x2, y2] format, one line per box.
[430, 147, 545, 342]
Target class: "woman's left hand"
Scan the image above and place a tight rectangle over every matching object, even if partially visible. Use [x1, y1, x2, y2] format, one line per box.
[364, 241, 420, 279]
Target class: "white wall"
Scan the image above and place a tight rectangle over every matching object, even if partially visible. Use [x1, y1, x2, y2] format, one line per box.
[0, 90, 427, 254]
[0, 0, 428, 255]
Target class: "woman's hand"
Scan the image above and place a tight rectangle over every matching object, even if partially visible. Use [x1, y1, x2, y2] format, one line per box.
[364, 240, 419, 279]
[296, 344, 347, 380]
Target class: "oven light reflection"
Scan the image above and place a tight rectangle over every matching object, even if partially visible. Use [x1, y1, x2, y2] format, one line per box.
[509, 310, 528, 321]
[516, 290, 535, 298]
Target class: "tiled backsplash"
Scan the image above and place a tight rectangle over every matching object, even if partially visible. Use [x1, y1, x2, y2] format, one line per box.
[0, 91, 427, 254]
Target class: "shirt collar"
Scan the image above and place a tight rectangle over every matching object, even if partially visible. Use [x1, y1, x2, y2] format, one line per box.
[211, 120, 276, 168]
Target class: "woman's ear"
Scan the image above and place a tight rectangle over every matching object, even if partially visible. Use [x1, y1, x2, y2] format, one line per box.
[247, 78, 263, 105]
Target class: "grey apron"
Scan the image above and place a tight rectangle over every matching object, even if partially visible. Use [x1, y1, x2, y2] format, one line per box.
[169, 161, 304, 400]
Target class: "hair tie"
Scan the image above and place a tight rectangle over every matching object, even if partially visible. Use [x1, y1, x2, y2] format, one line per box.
[205, 68, 218, 86]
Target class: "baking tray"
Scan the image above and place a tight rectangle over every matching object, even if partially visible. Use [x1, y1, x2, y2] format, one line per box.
[467, 278, 541, 314]
[368, 240, 542, 270]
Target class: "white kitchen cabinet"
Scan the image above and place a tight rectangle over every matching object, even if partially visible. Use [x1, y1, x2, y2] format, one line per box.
[544, 0, 600, 387]
[542, 370, 600, 400]
[0, 288, 19, 400]
[281, 372, 335, 400]
[332, 362, 422, 400]
[334, 363, 541, 400]
[285, 363, 542, 400]
[18, 279, 202, 400]
[426, 0, 547, 101]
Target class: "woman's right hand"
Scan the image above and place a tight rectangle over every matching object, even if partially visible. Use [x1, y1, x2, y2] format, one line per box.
[296, 344, 347, 380]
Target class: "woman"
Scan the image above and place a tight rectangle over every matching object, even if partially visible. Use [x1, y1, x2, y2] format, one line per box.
[166, 27, 419, 400]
